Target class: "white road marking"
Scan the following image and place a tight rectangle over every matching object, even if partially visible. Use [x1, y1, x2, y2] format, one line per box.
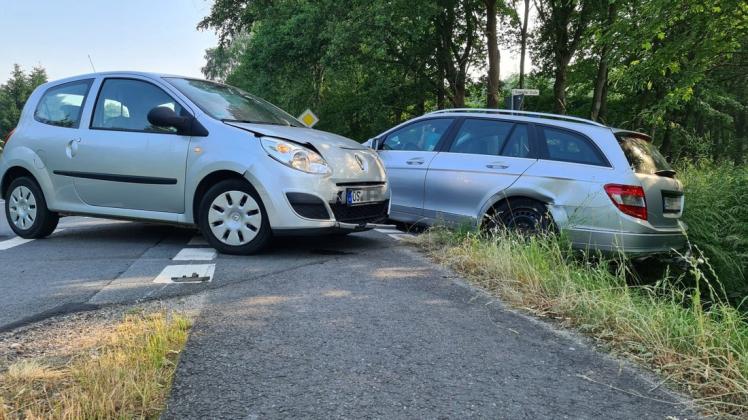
[375, 228, 404, 234]
[173, 247, 217, 261]
[0, 237, 34, 250]
[0, 228, 65, 251]
[154, 264, 216, 284]
[388, 233, 415, 241]
[187, 235, 208, 246]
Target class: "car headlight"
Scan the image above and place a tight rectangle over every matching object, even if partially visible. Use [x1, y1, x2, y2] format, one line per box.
[260, 137, 331, 175]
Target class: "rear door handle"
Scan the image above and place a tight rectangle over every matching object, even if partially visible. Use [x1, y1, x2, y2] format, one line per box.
[486, 162, 509, 169]
[406, 157, 425, 165]
[66, 138, 81, 158]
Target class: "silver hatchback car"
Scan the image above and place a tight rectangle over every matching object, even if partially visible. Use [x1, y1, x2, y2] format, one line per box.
[0, 72, 389, 254]
[367, 109, 687, 255]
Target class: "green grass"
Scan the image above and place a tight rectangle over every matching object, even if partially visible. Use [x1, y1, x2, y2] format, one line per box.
[678, 161, 748, 306]
[414, 230, 748, 417]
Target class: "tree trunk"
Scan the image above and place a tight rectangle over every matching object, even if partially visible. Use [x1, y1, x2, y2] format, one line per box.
[660, 122, 673, 160]
[553, 61, 568, 114]
[485, 0, 500, 108]
[590, 52, 609, 121]
[591, 2, 615, 122]
[518, 0, 530, 89]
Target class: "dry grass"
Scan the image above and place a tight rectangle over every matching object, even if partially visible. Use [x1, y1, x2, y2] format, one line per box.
[414, 229, 748, 418]
[0, 310, 192, 419]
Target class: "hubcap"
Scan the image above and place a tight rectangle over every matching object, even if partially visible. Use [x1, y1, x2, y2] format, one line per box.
[8, 186, 38, 230]
[208, 190, 262, 246]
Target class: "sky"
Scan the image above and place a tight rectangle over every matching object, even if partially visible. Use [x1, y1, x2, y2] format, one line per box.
[0, 0, 530, 84]
[0, 0, 218, 81]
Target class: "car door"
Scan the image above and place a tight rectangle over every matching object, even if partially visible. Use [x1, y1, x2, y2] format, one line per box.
[423, 118, 537, 224]
[375, 118, 455, 220]
[60, 77, 191, 213]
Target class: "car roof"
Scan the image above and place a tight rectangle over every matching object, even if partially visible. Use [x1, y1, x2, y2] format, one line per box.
[40, 71, 198, 87]
[403, 109, 613, 135]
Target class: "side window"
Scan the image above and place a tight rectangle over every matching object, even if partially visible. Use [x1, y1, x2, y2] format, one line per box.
[382, 118, 453, 152]
[541, 127, 607, 166]
[449, 119, 514, 156]
[91, 79, 185, 133]
[34, 79, 93, 128]
[501, 124, 531, 158]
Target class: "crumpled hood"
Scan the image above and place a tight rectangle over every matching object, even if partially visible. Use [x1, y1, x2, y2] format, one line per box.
[226, 122, 386, 183]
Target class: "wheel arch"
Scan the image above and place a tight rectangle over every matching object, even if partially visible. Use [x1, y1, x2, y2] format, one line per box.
[190, 170, 249, 223]
[479, 186, 566, 229]
[1, 166, 37, 199]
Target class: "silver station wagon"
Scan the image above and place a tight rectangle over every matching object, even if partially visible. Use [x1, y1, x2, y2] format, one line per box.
[367, 109, 687, 255]
[0, 72, 390, 254]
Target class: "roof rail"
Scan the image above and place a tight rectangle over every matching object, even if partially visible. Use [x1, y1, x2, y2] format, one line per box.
[426, 108, 607, 128]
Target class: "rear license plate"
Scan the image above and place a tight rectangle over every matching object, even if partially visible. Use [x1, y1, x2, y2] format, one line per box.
[347, 188, 375, 205]
[663, 195, 682, 213]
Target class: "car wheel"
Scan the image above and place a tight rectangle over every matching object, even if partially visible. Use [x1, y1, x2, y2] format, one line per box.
[198, 179, 271, 255]
[484, 198, 554, 235]
[5, 177, 59, 239]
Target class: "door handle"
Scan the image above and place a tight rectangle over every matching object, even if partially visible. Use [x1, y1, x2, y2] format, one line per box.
[66, 138, 81, 158]
[486, 162, 509, 169]
[406, 157, 425, 165]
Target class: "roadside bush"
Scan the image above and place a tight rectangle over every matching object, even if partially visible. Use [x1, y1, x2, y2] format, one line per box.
[678, 161, 748, 306]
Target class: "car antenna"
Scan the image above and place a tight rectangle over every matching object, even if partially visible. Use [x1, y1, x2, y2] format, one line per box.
[87, 54, 97, 72]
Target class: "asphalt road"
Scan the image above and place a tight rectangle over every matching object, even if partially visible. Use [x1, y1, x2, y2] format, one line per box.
[0, 205, 694, 418]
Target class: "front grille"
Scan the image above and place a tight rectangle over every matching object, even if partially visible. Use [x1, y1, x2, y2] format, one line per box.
[330, 200, 389, 224]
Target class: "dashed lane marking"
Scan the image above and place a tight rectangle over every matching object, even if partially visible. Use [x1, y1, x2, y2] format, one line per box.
[374, 228, 404, 234]
[388, 233, 415, 241]
[173, 247, 217, 261]
[153, 264, 216, 284]
[0, 237, 34, 251]
[0, 229, 65, 251]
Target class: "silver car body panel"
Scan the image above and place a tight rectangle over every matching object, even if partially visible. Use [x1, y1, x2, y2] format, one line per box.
[372, 110, 687, 255]
[0, 71, 390, 232]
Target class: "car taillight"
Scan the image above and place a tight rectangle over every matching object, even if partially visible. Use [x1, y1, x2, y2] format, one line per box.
[604, 184, 647, 220]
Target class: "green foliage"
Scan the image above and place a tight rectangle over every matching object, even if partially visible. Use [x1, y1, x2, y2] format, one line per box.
[678, 161, 748, 304]
[0, 64, 48, 141]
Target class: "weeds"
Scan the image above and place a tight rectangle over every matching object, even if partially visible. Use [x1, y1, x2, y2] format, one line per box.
[0, 311, 191, 419]
[414, 229, 748, 417]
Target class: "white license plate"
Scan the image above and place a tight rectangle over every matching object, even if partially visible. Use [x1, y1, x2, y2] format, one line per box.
[347, 189, 373, 205]
[663, 195, 682, 212]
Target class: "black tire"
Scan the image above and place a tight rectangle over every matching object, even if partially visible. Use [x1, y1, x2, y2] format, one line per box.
[198, 179, 271, 255]
[4, 176, 59, 239]
[483, 198, 554, 235]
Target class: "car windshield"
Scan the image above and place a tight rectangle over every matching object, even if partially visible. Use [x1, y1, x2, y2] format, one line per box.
[617, 135, 674, 175]
[165, 78, 302, 127]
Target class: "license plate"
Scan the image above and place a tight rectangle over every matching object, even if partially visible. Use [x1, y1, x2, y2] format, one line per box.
[663, 195, 682, 213]
[347, 188, 374, 205]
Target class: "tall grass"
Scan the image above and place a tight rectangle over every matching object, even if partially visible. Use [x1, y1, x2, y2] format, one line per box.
[415, 230, 748, 417]
[0, 311, 191, 419]
[678, 161, 748, 306]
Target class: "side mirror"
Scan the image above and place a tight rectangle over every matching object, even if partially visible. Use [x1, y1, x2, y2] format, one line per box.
[370, 137, 383, 150]
[147, 107, 208, 136]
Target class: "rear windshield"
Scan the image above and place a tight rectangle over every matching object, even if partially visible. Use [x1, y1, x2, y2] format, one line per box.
[618, 136, 673, 175]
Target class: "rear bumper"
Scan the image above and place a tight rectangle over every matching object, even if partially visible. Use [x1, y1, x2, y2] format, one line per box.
[565, 226, 688, 255]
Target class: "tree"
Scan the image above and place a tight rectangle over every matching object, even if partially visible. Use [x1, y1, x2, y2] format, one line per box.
[484, 0, 502, 107]
[0, 65, 48, 140]
[533, 0, 593, 114]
